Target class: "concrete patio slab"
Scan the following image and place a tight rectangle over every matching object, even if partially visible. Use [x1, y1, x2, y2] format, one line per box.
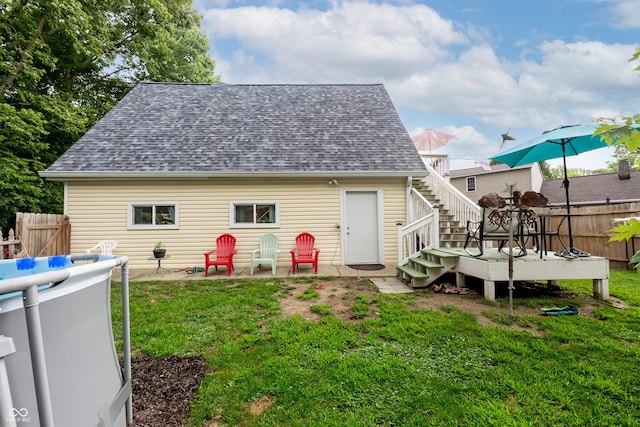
[368, 277, 414, 294]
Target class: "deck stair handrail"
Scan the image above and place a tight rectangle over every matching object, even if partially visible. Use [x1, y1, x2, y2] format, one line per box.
[423, 162, 481, 230]
[397, 188, 439, 265]
[419, 153, 450, 179]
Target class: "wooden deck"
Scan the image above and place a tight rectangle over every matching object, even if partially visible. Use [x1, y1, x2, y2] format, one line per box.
[435, 247, 610, 302]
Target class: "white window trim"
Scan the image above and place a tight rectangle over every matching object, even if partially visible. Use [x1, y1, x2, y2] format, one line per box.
[229, 200, 280, 228]
[466, 176, 477, 192]
[127, 201, 180, 230]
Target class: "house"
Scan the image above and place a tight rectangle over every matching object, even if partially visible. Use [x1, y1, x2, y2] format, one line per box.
[40, 82, 428, 271]
[541, 169, 640, 206]
[449, 163, 543, 201]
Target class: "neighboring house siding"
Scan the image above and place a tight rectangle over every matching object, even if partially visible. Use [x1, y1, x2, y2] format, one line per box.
[451, 166, 540, 200]
[67, 178, 405, 269]
[531, 164, 544, 193]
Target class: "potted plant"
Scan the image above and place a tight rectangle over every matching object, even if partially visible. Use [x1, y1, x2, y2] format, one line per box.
[153, 241, 166, 259]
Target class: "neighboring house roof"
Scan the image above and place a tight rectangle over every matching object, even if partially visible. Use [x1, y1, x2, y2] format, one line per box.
[540, 171, 640, 205]
[41, 82, 427, 180]
[449, 163, 533, 178]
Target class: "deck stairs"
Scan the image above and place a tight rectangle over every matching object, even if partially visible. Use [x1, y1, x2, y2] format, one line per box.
[395, 174, 477, 288]
[396, 248, 460, 288]
[410, 177, 468, 248]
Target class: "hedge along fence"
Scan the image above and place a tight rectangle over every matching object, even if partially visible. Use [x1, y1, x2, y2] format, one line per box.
[538, 202, 640, 269]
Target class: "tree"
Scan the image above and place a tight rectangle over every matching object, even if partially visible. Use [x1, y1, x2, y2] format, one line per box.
[0, 0, 219, 230]
[599, 113, 640, 273]
[539, 162, 609, 180]
[598, 46, 640, 272]
[604, 138, 640, 170]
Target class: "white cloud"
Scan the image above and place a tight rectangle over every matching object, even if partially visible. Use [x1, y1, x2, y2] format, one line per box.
[609, 0, 640, 29]
[197, 0, 640, 169]
[201, 2, 467, 83]
[409, 125, 500, 166]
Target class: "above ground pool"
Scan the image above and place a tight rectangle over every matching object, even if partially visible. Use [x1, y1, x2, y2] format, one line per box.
[0, 254, 131, 427]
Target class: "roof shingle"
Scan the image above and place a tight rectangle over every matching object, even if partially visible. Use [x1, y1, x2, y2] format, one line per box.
[43, 82, 426, 178]
[540, 171, 640, 204]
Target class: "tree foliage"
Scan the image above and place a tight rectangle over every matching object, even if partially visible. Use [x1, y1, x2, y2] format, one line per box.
[0, 0, 219, 230]
[607, 122, 640, 172]
[542, 165, 611, 180]
[599, 48, 640, 271]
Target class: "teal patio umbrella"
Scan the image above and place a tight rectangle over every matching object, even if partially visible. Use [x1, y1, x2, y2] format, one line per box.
[491, 124, 608, 257]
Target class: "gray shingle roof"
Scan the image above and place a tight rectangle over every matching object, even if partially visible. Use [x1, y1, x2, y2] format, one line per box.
[42, 82, 426, 179]
[540, 171, 640, 205]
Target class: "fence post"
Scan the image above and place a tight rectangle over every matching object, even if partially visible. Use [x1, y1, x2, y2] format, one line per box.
[9, 228, 17, 258]
[1, 228, 21, 259]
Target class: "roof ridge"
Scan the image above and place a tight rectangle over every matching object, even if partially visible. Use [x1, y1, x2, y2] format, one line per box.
[138, 81, 383, 87]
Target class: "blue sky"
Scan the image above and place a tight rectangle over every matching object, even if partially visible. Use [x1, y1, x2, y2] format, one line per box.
[193, 0, 640, 170]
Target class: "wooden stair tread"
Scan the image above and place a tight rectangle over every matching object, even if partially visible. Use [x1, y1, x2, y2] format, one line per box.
[396, 265, 428, 279]
[410, 258, 444, 269]
[422, 249, 461, 258]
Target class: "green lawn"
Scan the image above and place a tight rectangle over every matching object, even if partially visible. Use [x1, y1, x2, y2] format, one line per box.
[113, 270, 640, 426]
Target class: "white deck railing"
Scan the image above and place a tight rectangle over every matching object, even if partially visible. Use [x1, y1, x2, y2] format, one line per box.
[397, 156, 481, 266]
[423, 162, 481, 229]
[419, 153, 450, 180]
[397, 189, 439, 265]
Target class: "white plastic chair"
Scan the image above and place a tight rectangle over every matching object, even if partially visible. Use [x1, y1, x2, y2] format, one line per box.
[86, 240, 118, 255]
[250, 233, 280, 275]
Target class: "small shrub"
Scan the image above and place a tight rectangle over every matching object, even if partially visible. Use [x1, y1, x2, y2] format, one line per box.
[297, 286, 320, 300]
[352, 295, 372, 319]
[310, 305, 333, 316]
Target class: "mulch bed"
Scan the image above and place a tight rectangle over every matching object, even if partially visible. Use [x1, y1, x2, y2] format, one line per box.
[128, 355, 208, 426]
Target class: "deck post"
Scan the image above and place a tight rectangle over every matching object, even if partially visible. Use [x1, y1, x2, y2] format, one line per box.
[483, 279, 496, 301]
[455, 271, 465, 288]
[593, 278, 609, 300]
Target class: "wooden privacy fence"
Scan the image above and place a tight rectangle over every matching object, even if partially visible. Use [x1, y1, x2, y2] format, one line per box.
[0, 228, 21, 258]
[2, 213, 71, 258]
[539, 202, 640, 269]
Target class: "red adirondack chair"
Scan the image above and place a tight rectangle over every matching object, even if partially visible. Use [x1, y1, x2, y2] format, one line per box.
[204, 234, 238, 277]
[290, 232, 320, 274]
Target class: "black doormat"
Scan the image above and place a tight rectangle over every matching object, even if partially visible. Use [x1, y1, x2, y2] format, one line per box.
[347, 264, 386, 271]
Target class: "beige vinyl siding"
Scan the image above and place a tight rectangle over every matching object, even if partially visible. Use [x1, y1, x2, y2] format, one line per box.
[65, 178, 407, 269]
[451, 168, 538, 200]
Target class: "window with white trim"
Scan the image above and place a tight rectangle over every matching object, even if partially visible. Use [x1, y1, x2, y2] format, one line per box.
[466, 176, 477, 192]
[128, 202, 179, 229]
[230, 201, 279, 228]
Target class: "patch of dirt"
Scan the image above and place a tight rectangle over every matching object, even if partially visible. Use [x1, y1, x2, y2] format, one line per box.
[249, 395, 276, 415]
[279, 277, 378, 322]
[131, 277, 623, 424]
[278, 276, 611, 333]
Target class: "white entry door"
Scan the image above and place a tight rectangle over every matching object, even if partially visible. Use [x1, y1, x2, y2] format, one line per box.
[343, 190, 382, 264]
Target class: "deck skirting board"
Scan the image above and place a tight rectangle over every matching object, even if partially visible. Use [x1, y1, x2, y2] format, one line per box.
[446, 249, 609, 301]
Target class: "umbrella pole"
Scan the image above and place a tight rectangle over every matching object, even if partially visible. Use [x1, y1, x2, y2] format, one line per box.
[508, 199, 514, 318]
[562, 144, 574, 249]
[560, 142, 590, 257]
[505, 183, 516, 318]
